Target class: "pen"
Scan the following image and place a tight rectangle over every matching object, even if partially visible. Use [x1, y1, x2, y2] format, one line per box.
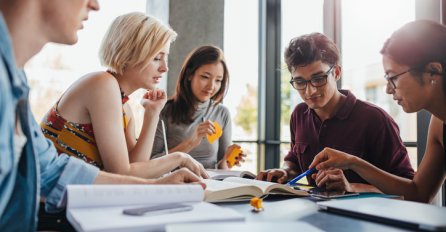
[286, 167, 316, 186]
[161, 119, 168, 155]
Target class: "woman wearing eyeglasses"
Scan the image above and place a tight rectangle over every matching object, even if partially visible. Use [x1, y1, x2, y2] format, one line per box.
[310, 20, 446, 203]
[257, 33, 414, 193]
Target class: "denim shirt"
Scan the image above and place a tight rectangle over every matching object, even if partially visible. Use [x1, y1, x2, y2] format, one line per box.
[0, 14, 99, 231]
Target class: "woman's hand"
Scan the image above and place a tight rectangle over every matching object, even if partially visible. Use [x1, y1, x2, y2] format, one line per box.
[155, 168, 206, 189]
[187, 120, 215, 148]
[141, 89, 167, 117]
[223, 144, 246, 168]
[173, 152, 209, 179]
[312, 168, 353, 192]
[309, 147, 357, 171]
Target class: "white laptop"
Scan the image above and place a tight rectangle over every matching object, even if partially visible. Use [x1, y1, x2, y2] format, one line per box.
[317, 197, 446, 231]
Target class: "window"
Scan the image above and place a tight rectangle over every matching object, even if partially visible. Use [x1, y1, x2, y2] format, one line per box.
[224, 0, 259, 173]
[26, 0, 148, 132]
[280, 0, 324, 167]
[341, 0, 417, 169]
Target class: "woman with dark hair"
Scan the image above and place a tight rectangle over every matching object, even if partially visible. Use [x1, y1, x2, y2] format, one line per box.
[152, 45, 244, 169]
[310, 20, 446, 203]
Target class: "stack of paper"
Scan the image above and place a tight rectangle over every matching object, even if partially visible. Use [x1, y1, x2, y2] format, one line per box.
[65, 185, 244, 232]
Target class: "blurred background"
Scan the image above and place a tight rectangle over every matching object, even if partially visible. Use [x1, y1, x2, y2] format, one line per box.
[27, 0, 441, 179]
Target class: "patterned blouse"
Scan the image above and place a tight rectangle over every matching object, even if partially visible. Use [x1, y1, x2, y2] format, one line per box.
[40, 87, 129, 170]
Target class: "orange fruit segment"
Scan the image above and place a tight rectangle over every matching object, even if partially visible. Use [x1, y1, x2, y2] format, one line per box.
[207, 121, 222, 144]
[250, 197, 263, 210]
[226, 146, 241, 168]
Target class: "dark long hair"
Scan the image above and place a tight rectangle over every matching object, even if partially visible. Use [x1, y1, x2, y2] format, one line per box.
[166, 45, 229, 124]
[381, 20, 446, 92]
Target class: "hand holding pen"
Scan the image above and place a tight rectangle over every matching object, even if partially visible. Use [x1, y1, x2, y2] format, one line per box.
[286, 168, 317, 186]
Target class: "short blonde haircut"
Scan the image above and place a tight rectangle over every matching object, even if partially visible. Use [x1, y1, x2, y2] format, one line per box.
[99, 12, 177, 75]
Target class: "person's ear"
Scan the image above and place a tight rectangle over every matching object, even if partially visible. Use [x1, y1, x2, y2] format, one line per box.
[426, 62, 443, 76]
[334, 65, 342, 81]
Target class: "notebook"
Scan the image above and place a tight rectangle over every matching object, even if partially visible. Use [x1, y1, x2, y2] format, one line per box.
[317, 197, 446, 231]
[202, 177, 308, 202]
[65, 185, 244, 232]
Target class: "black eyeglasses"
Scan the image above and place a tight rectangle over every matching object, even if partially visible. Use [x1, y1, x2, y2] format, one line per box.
[384, 69, 412, 89]
[289, 65, 335, 90]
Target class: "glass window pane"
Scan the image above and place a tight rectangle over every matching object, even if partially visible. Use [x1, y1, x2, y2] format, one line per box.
[224, 0, 259, 142]
[224, 0, 259, 173]
[230, 142, 259, 174]
[341, 0, 417, 166]
[280, 143, 291, 168]
[26, 0, 147, 122]
[280, 0, 324, 161]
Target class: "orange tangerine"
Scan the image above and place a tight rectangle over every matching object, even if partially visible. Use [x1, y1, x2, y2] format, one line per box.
[207, 121, 222, 144]
[226, 146, 241, 168]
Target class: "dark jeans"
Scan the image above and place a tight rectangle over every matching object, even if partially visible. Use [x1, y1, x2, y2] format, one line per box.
[37, 203, 75, 231]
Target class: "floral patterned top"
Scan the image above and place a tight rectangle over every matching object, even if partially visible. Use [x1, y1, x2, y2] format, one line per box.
[40, 86, 129, 169]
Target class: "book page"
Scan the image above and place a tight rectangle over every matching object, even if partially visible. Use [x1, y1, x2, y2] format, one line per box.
[66, 184, 204, 209]
[202, 179, 263, 202]
[206, 169, 256, 180]
[223, 177, 308, 196]
[223, 177, 276, 193]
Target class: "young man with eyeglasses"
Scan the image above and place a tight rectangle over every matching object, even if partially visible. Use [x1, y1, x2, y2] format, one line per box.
[256, 33, 414, 193]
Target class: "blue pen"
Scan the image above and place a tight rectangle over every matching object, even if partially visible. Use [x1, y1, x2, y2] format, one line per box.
[286, 167, 316, 186]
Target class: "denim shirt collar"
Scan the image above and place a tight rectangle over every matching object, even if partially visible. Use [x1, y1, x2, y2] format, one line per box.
[0, 13, 28, 100]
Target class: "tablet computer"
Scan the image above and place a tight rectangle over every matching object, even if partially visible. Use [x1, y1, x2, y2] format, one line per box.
[309, 187, 359, 199]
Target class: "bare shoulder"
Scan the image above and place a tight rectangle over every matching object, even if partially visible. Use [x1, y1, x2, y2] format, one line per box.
[75, 71, 122, 109]
[79, 71, 120, 93]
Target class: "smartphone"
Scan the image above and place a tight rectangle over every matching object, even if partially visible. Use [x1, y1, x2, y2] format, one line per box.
[309, 187, 359, 199]
[123, 203, 193, 216]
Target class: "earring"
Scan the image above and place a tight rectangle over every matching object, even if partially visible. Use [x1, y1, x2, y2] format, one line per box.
[431, 79, 437, 85]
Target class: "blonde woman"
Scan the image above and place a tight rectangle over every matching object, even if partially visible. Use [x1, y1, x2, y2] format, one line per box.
[41, 12, 208, 178]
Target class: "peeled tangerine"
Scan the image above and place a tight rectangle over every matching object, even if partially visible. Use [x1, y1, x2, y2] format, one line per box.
[226, 146, 242, 168]
[250, 197, 263, 212]
[207, 121, 223, 144]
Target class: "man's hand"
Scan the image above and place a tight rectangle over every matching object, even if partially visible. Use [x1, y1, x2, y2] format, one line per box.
[256, 169, 288, 184]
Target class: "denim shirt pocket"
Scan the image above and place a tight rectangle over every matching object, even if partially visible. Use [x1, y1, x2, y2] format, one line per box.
[0, 142, 13, 177]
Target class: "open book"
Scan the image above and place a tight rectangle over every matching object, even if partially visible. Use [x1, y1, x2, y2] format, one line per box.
[206, 169, 256, 180]
[65, 185, 244, 232]
[203, 177, 309, 202]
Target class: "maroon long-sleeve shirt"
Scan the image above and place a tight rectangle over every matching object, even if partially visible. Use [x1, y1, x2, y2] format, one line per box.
[284, 90, 415, 185]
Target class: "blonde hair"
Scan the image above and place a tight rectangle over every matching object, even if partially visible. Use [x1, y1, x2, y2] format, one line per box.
[99, 12, 177, 75]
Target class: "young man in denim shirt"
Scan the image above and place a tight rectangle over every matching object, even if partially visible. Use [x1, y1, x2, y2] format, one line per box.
[0, 1, 204, 230]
